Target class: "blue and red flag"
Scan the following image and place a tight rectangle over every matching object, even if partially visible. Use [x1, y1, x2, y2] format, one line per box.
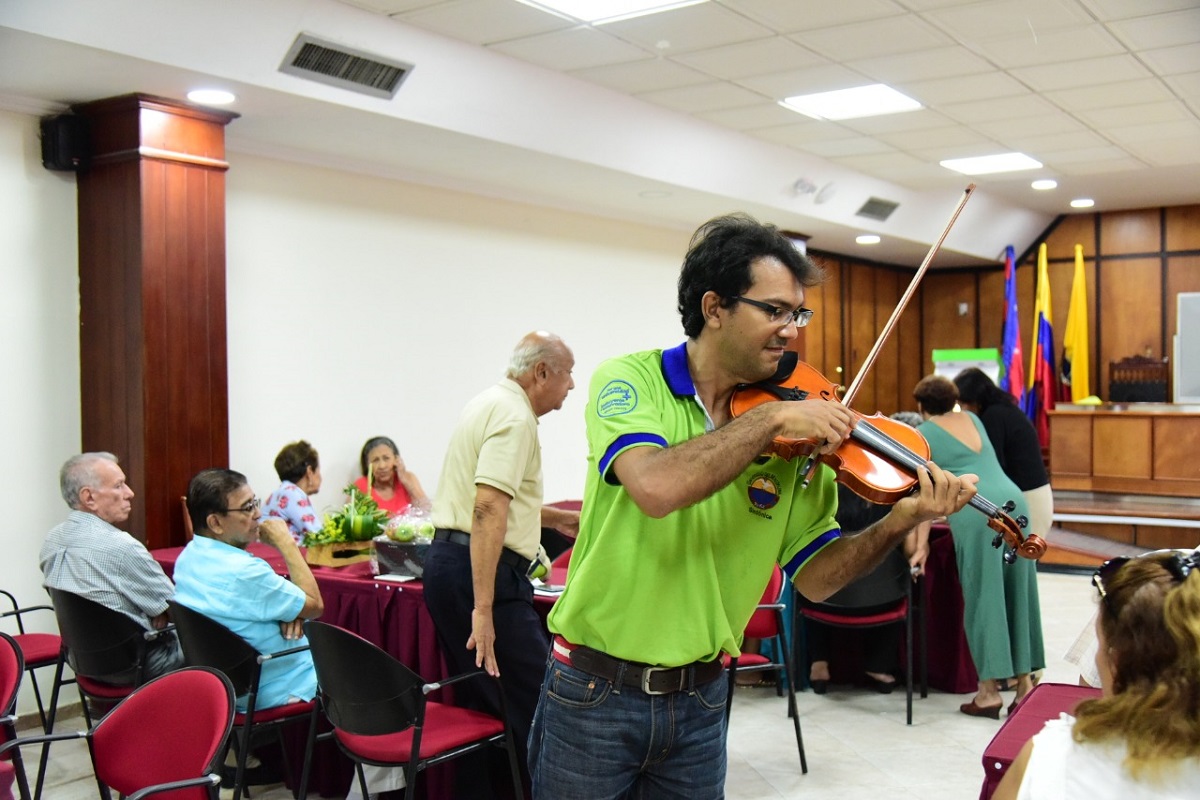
[1022, 243, 1058, 444]
[999, 245, 1025, 405]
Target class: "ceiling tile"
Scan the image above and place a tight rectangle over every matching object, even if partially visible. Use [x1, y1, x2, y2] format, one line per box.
[923, 0, 1093, 42]
[1009, 54, 1151, 92]
[339, 0, 446, 13]
[636, 81, 767, 113]
[717, 0, 908, 33]
[1076, 99, 1194, 130]
[941, 93, 1059, 124]
[751, 121, 861, 149]
[1039, 143, 1136, 164]
[1045, 78, 1175, 111]
[903, 71, 1029, 105]
[673, 36, 825, 80]
[1122, 134, 1200, 167]
[697, 102, 807, 130]
[1139, 43, 1200, 76]
[600, 3, 773, 55]
[981, 110, 1088, 139]
[972, 23, 1125, 68]
[1105, 118, 1200, 144]
[1053, 156, 1144, 175]
[396, 0, 571, 44]
[998, 129, 1110, 156]
[1107, 8, 1200, 50]
[836, 109, 957, 135]
[847, 46, 994, 84]
[798, 137, 898, 159]
[736, 63, 868, 97]
[830, 150, 927, 173]
[1164, 71, 1200, 102]
[875, 125, 992, 150]
[1077, 0, 1200, 22]
[788, 15, 953, 62]
[571, 58, 712, 93]
[489, 26, 650, 71]
[910, 140, 1008, 162]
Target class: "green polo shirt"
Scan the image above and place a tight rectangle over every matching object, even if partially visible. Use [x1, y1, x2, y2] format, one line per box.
[547, 343, 840, 667]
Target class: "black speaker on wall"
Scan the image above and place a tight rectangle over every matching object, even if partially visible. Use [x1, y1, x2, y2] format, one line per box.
[40, 113, 91, 172]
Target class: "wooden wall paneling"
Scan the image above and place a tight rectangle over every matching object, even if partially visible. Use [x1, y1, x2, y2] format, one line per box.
[1135, 527, 1200, 550]
[1165, 205, 1200, 252]
[846, 262, 878, 413]
[1045, 214, 1096, 260]
[1091, 416, 1152, 480]
[920, 271, 978, 372]
[1166, 256, 1200, 347]
[804, 255, 834, 376]
[825, 259, 845, 390]
[976, 268, 1004, 351]
[1048, 414, 1092, 485]
[897, 282, 923, 415]
[872, 267, 902, 416]
[75, 94, 236, 549]
[1096, 258, 1162, 399]
[1152, 417, 1200, 483]
[1066, 521, 1134, 546]
[1100, 208, 1161, 255]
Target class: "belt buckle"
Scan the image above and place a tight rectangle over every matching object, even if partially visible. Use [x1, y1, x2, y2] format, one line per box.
[640, 665, 681, 695]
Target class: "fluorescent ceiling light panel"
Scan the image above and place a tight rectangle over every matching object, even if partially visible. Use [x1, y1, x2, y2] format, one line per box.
[517, 0, 707, 23]
[940, 152, 1042, 175]
[780, 84, 921, 121]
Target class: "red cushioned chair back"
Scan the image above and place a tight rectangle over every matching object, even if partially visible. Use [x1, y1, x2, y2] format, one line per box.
[91, 667, 234, 800]
[0, 633, 23, 718]
[744, 566, 785, 639]
[47, 589, 146, 686]
[168, 601, 261, 696]
[304, 620, 423, 735]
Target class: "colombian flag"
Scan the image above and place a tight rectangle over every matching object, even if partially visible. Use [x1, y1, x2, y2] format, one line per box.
[1022, 243, 1057, 444]
[1061, 244, 1090, 402]
[1000, 245, 1025, 404]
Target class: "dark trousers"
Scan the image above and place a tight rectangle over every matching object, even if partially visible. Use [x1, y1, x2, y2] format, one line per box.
[422, 538, 549, 795]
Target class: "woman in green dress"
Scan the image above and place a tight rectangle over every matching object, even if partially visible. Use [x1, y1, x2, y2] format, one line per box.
[913, 374, 1045, 719]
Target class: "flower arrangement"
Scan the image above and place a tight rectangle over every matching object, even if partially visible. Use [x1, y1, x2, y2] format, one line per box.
[302, 483, 388, 547]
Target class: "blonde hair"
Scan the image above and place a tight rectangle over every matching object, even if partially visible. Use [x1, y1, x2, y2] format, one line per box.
[1072, 552, 1200, 780]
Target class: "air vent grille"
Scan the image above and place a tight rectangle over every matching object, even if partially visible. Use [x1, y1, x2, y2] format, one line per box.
[280, 34, 412, 100]
[856, 197, 900, 222]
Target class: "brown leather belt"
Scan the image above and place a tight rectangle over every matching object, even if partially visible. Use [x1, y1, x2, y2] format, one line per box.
[551, 635, 723, 695]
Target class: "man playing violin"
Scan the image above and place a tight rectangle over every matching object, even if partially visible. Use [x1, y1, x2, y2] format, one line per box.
[530, 213, 980, 800]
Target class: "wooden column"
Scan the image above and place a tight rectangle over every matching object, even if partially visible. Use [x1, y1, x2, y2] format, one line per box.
[74, 94, 238, 549]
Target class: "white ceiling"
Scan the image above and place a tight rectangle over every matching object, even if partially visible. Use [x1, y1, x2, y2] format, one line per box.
[2, 0, 1197, 268]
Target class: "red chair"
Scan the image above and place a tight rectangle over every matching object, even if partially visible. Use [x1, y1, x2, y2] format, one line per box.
[550, 546, 573, 571]
[0, 590, 63, 733]
[303, 620, 524, 800]
[725, 566, 806, 773]
[0, 632, 32, 800]
[0, 666, 234, 800]
[168, 601, 318, 800]
[797, 568, 927, 725]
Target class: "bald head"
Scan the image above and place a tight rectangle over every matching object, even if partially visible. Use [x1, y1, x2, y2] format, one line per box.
[507, 331, 575, 417]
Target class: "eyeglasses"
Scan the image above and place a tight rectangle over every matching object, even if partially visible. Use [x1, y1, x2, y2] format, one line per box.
[218, 496, 261, 516]
[1091, 548, 1200, 602]
[730, 296, 814, 328]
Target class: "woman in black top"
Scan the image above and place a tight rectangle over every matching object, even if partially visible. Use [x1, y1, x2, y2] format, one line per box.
[953, 368, 1053, 542]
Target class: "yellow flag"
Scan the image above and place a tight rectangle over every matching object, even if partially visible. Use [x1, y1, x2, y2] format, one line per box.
[1063, 244, 1090, 402]
[1026, 244, 1053, 390]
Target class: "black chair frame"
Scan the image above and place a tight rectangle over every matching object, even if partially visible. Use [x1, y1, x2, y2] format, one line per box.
[0, 590, 60, 733]
[168, 600, 316, 800]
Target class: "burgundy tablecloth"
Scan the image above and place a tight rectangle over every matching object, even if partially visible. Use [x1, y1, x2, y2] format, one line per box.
[923, 524, 979, 693]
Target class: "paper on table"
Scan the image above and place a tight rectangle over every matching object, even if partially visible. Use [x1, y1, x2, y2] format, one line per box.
[374, 573, 417, 583]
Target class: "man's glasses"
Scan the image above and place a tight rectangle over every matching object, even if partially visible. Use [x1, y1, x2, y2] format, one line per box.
[730, 296, 814, 329]
[1091, 548, 1200, 601]
[219, 496, 261, 515]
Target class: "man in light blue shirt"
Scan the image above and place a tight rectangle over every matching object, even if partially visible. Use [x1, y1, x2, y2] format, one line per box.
[173, 468, 324, 711]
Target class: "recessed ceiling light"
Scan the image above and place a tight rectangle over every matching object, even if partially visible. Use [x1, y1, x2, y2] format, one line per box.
[516, 0, 706, 23]
[856, 235, 881, 245]
[780, 84, 921, 121]
[187, 89, 236, 106]
[1031, 179, 1058, 191]
[1070, 198, 1095, 209]
[940, 153, 1042, 175]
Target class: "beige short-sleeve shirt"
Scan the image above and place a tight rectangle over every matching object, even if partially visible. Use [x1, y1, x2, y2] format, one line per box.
[432, 379, 543, 559]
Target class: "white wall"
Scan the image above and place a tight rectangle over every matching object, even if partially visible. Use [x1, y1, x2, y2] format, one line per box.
[226, 154, 690, 514]
[0, 109, 82, 712]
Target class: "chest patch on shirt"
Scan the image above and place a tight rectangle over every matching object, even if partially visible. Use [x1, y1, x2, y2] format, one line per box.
[747, 472, 782, 512]
[597, 380, 638, 417]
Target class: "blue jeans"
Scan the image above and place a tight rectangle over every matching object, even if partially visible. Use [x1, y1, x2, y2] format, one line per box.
[529, 654, 729, 799]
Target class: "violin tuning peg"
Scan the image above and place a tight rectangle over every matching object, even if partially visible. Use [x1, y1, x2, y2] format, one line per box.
[1001, 500, 1016, 513]
[1015, 515, 1029, 528]
[991, 533, 1003, 550]
[1003, 550, 1017, 565]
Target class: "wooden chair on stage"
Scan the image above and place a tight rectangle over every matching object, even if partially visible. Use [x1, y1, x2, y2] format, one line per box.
[1109, 355, 1169, 402]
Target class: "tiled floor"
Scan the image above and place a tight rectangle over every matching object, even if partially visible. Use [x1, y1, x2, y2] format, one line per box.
[35, 569, 1097, 799]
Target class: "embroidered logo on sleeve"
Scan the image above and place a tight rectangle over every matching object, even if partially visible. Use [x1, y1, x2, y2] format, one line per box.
[597, 380, 637, 417]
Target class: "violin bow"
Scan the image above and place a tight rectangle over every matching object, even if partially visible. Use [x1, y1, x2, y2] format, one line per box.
[799, 183, 976, 486]
[841, 183, 976, 408]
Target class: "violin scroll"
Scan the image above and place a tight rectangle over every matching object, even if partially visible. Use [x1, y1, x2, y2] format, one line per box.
[984, 511, 1047, 562]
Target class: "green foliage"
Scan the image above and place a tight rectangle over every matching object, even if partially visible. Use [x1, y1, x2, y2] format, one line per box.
[302, 484, 388, 546]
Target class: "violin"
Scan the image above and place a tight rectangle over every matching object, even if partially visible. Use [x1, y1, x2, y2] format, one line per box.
[730, 355, 1047, 562]
[728, 183, 1045, 562]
